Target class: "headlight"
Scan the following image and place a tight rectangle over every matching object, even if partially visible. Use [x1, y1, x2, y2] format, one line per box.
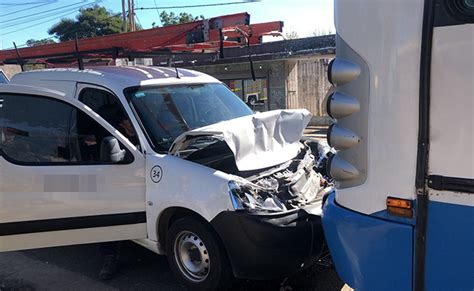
[228, 180, 245, 210]
[227, 180, 287, 212]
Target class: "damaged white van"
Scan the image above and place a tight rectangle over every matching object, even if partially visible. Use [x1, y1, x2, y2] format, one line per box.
[0, 66, 333, 289]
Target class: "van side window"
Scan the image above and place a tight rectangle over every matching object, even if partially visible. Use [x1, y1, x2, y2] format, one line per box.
[79, 88, 140, 148]
[0, 94, 132, 165]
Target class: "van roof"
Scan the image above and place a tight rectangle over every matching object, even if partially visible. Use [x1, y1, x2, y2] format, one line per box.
[10, 66, 220, 92]
[0, 83, 66, 98]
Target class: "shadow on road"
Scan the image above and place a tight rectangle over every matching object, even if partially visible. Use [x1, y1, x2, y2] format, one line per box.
[0, 241, 343, 291]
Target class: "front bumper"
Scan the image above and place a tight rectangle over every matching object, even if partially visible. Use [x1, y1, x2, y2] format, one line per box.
[210, 208, 325, 280]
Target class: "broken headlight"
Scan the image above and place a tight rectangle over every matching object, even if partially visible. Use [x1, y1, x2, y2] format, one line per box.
[228, 180, 287, 212]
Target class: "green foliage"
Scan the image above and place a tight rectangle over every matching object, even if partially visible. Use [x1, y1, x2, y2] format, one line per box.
[48, 5, 129, 41]
[26, 38, 56, 47]
[159, 11, 204, 26]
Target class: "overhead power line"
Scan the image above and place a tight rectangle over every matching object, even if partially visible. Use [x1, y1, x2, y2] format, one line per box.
[135, 0, 259, 11]
[0, 1, 55, 6]
[0, 1, 56, 18]
[0, 1, 93, 26]
[0, 2, 98, 36]
[4, 11, 123, 48]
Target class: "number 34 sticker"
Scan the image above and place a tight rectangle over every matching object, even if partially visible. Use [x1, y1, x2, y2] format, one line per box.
[150, 165, 163, 183]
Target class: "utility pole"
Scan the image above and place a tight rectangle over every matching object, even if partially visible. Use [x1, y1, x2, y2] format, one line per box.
[121, 0, 127, 32]
[128, 0, 135, 32]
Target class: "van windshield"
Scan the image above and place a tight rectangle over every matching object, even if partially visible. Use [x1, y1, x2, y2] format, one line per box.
[124, 83, 253, 152]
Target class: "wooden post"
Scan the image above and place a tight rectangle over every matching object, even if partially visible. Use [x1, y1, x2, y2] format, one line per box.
[128, 0, 135, 32]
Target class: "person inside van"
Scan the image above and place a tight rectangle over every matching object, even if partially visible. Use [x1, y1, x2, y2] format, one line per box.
[117, 114, 139, 147]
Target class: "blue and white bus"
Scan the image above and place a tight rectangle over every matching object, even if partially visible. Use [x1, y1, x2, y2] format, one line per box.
[322, 0, 473, 290]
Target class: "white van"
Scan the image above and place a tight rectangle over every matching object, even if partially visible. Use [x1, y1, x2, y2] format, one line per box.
[0, 66, 333, 289]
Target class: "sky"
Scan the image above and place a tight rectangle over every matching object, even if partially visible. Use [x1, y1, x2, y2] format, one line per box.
[0, 0, 334, 50]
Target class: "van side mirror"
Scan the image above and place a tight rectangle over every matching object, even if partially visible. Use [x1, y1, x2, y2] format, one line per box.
[100, 136, 125, 162]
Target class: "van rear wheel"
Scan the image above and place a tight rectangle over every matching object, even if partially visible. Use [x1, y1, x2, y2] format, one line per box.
[166, 217, 232, 290]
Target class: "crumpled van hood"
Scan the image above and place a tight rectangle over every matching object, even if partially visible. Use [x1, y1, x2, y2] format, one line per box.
[169, 109, 312, 171]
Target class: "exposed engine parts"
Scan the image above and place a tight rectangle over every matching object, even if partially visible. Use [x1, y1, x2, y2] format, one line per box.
[229, 140, 334, 212]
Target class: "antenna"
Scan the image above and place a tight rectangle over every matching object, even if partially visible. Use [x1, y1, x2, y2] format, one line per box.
[174, 63, 181, 79]
[168, 54, 180, 79]
[13, 42, 24, 72]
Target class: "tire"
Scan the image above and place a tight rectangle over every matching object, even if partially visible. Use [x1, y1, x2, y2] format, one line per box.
[166, 217, 233, 290]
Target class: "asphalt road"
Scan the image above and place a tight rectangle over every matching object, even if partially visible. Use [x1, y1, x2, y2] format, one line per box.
[0, 241, 345, 291]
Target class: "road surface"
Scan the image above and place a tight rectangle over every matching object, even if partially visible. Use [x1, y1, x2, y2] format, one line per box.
[0, 241, 345, 291]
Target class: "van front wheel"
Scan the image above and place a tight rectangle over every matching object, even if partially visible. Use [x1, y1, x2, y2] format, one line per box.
[166, 217, 232, 290]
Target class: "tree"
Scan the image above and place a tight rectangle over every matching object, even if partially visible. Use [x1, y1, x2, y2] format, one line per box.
[159, 11, 204, 26]
[26, 38, 56, 47]
[285, 31, 299, 40]
[48, 5, 135, 41]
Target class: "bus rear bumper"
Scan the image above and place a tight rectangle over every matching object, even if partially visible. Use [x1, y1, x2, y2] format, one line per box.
[321, 193, 413, 291]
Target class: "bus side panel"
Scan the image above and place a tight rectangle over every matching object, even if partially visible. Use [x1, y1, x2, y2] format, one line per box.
[322, 193, 413, 291]
[425, 22, 474, 290]
[425, 200, 474, 290]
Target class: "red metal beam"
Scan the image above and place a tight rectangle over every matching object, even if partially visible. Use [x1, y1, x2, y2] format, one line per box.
[0, 13, 250, 62]
[0, 15, 284, 64]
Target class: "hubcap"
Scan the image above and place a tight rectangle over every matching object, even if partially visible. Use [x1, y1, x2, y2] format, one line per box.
[174, 231, 210, 282]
